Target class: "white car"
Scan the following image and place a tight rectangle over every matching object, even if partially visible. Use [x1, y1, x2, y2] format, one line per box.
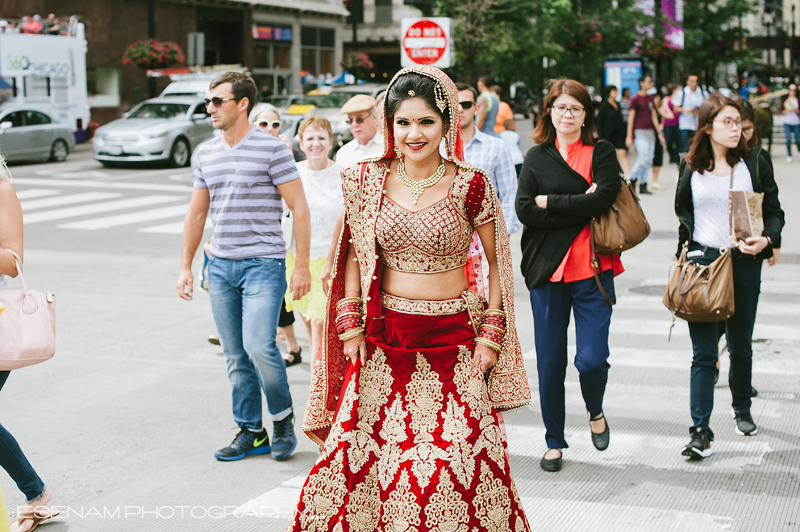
[93, 97, 214, 167]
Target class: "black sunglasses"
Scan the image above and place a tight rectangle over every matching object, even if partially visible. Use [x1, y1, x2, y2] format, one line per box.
[259, 121, 282, 129]
[345, 116, 370, 125]
[204, 97, 242, 108]
[459, 101, 474, 109]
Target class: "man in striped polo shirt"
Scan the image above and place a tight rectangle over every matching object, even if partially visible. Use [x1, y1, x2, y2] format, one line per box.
[176, 72, 311, 462]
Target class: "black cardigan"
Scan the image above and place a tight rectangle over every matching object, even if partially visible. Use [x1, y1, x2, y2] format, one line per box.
[675, 146, 785, 259]
[515, 140, 622, 289]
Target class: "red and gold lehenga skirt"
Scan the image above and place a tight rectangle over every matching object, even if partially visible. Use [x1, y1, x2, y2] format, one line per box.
[288, 291, 531, 532]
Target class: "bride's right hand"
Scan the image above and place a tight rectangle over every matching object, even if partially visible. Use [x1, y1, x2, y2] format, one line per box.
[343, 333, 367, 365]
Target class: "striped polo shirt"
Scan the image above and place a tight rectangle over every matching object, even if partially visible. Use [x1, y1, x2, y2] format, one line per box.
[192, 127, 300, 260]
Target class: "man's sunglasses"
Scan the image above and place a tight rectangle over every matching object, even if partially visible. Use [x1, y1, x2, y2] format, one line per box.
[259, 121, 282, 129]
[459, 101, 474, 109]
[345, 116, 370, 125]
[204, 97, 242, 108]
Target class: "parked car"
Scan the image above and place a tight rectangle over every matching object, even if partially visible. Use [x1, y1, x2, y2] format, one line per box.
[93, 97, 214, 167]
[263, 94, 304, 114]
[0, 107, 74, 163]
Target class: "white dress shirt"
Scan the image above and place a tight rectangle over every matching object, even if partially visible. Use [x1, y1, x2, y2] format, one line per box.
[335, 133, 384, 167]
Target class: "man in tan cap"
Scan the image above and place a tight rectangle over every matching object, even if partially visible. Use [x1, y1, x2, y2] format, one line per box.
[335, 94, 383, 166]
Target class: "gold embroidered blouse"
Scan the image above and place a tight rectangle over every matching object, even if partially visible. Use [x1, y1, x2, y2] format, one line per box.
[375, 166, 495, 273]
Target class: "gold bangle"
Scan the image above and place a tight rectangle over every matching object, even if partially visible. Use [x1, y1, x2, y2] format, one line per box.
[475, 337, 502, 352]
[336, 311, 362, 320]
[338, 327, 365, 341]
[337, 297, 362, 307]
[482, 309, 507, 318]
[480, 324, 507, 335]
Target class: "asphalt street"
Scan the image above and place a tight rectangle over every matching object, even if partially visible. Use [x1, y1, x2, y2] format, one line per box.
[1, 120, 799, 531]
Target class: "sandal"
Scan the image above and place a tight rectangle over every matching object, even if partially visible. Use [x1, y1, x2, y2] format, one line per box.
[12, 506, 61, 532]
[283, 347, 302, 367]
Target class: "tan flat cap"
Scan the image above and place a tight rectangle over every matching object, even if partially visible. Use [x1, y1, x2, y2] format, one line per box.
[341, 94, 376, 114]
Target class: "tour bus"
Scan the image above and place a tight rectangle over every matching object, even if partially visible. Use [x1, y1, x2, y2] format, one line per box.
[0, 20, 90, 142]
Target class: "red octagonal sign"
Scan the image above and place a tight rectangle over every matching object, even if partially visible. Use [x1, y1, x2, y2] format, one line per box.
[402, 20, 447, 65]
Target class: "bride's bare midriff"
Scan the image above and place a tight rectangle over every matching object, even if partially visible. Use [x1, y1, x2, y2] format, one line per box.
[381, 266, 469, 301]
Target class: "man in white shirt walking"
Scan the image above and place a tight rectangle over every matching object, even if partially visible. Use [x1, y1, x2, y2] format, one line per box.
[673, 74, 709, 156]
[334, 94, 384, 166]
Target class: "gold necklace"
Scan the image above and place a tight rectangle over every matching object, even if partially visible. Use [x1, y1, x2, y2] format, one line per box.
[397, 158, 446, 204]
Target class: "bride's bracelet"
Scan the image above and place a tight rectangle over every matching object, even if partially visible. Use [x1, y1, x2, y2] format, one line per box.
[475, 336, 503, 352]
[339, 327, 365, 341]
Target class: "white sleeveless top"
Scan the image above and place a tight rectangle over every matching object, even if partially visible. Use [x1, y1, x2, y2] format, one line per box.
[691, 160, 753, 249]
[295, 160, 344, 261]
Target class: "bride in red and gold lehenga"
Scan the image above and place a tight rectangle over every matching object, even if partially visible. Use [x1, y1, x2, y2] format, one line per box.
[287, 65, 532, 532]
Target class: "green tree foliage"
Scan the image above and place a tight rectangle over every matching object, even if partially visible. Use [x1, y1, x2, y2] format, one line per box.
[683, 0, 759, 84]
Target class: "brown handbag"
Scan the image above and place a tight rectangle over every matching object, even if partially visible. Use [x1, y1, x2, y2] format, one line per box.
[662, 168, 736, 337]
[591, 176, 651, 255]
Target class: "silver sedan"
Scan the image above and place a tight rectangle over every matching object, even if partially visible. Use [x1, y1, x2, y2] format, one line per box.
[93, 97, 215, 167]
[0, 107, 74, 163]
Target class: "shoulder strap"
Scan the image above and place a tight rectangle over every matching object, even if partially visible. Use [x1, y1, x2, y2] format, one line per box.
[728, 166, 736, 247]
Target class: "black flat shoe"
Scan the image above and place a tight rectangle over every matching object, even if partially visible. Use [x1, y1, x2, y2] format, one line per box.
[591, 413, 610, 451]
[284, 348, 302, 367]
[208, 335, 220, 346]
[540, 449, 562, 472]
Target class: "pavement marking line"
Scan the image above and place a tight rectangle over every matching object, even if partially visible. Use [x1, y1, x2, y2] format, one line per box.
[520, 497, 734, 532]
[12, 177, 194, 193]
[234, 485, 300, 520]
[23, 195, 185, 224]
[610, 318, 800, 341]
[20, 192, 122, 211]
[14, 189, 61, 200]
[138, 217, 212, 234]
[58, 204, 189, 230]
[36, 170, 112, 179]
[617, 294, 800, 317]
[506, 424, 771, 474]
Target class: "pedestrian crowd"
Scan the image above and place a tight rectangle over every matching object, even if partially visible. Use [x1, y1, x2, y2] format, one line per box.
[0, 14, 72, 35]
[0, 65, 787, 531]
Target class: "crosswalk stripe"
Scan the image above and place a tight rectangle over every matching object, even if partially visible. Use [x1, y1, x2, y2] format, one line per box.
[12, 177, 194, 193]
[59, 204, 189, 230]
[21, 192, 122, 211]
[616, 294, 800, 317]
[23, 195, 185, 224]
[138, 217, 213, 234]
[519, 497, 733, 532]
[505, 424, 771, 474]
[610, 318, 800, 341]
[14, 189, 60, 200]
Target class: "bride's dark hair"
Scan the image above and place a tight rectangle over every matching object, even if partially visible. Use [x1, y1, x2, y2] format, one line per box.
[385, 73, 449, 127]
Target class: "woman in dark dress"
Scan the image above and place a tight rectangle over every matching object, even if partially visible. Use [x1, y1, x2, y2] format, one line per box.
[595, 85, 630, 177]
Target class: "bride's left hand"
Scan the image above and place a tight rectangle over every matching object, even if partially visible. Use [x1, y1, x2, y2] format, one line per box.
[472, 343, 498, 377]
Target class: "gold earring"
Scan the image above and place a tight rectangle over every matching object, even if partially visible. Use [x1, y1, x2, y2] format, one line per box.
[394, 144, 403, 158]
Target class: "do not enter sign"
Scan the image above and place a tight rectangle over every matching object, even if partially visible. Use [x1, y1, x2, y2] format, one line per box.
[400, 17, 452, 69]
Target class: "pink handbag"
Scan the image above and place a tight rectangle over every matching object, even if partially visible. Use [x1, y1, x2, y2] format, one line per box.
[0, 250, 56, 370]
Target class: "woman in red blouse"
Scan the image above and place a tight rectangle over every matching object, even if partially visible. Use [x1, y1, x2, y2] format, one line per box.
[516, 80, 624, 472]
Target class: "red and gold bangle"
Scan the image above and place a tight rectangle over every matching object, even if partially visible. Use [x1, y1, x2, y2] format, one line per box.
[337, 297, 362, 308]
[480, 324, 506, 335]
[336, 311, 362, 321]
[336, 318, 362, 335]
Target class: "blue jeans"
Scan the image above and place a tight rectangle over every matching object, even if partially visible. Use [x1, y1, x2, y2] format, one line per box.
[0, 371, 46, 502]
[679, 129, 696, 154]
[208, 256, 293, 430]
[530, 273, 614, 450]
[686, 244, 762, 433]
[631, 132, 654, 184]
[783, 123, 800, 156]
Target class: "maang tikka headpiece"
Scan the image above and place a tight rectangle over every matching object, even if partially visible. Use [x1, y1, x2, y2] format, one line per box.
[433, 82, 448, 113]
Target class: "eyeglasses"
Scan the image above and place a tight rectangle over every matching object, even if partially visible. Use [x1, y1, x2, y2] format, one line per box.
[712, 118, 742, 129]
[459, 101, 474, 110]
[551, 105, 585, 117]
[345, 115, 371, 125]
[259, 121, 282, 129]
[204, 97, 242, 108]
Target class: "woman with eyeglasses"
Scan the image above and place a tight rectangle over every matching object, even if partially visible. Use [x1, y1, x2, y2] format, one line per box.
[676, 95, 784, 460]
[516, 79, 624, 472]
[282, 116, 343, 365]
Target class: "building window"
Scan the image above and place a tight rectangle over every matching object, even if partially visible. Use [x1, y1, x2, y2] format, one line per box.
[301, 27, 337, 76]
[252, 25, 293, 70]
[87, 67, 120, 108]
[375, 0, 392, 24]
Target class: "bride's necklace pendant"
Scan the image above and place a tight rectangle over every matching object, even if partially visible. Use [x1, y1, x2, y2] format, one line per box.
[397, 158, 446, 204]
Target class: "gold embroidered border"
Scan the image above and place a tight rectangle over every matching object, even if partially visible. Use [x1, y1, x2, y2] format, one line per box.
[380, 292, 467, 316]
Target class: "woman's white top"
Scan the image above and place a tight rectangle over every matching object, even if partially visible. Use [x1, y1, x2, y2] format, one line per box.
[296, 160, 344, 261]
[691, 160, 753, 249]
[784, 97, 800, 126]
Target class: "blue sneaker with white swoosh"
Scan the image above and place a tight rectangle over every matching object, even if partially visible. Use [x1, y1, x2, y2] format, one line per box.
[214, 428, 271, 461]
